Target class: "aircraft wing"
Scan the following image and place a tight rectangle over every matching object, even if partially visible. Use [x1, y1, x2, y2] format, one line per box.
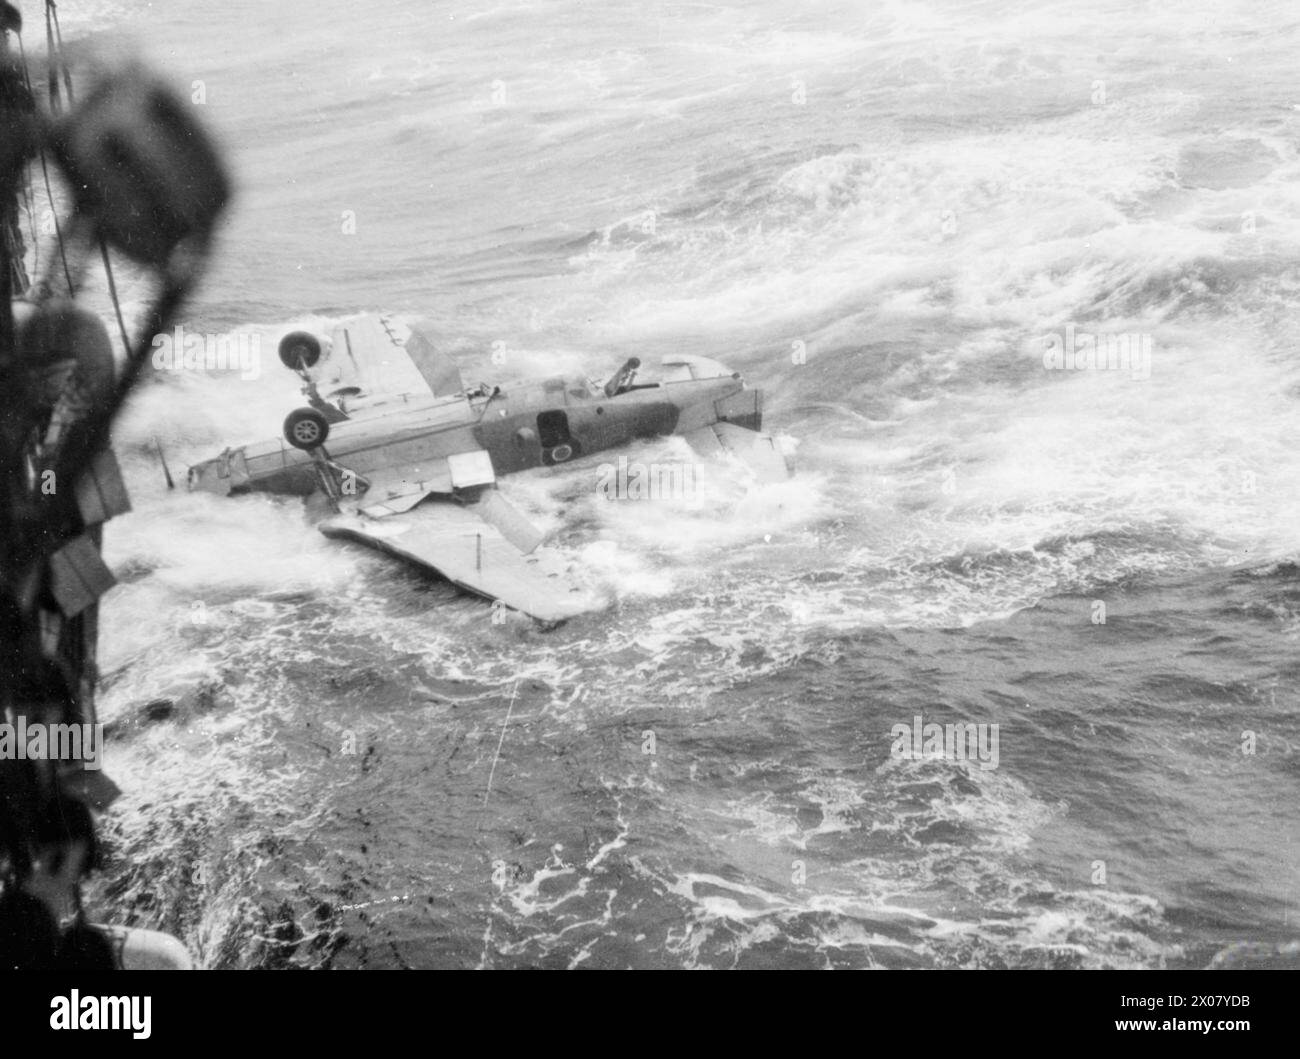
[682, 421, 792, 483]
[318, 498, 602, 624]
[323, 315, 464, 402]
[324, 315, 428, 399]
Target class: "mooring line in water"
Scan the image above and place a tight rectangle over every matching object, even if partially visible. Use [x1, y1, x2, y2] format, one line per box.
[478, 678, 520, 969]
[482, 678, 519, 814]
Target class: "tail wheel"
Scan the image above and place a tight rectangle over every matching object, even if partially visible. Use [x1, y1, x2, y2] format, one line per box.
[278, 330, 322, 371]
[283, 407, 330, 450]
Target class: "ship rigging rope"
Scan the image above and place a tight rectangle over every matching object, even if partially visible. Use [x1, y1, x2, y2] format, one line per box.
[14, 30, 73, 294]
[4, 36, 38, 286]
[48, 1, 131, 359]
[20, 132, 37, 279]
[14, 1, 133, 359]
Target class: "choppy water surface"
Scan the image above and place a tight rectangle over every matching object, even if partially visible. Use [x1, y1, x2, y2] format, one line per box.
[40, 0, 1300, 966]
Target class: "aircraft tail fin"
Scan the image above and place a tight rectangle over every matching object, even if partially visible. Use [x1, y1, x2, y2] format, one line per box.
[683, 422, 792, 483]
[661, 354, 736, 382]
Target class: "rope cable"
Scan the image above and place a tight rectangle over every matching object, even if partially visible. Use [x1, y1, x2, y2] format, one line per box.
[48, 0, 132, 356]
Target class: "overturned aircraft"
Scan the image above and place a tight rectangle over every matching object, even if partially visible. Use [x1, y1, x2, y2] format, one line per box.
[188, 315, 792, 622]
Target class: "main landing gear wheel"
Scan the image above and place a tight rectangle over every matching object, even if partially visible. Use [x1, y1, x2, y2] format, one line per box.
[278, 330, 322, 371]
[283, 407, 330, 450]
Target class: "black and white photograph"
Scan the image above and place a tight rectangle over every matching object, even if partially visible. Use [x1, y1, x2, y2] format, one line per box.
[0, 0, 1293, 1029]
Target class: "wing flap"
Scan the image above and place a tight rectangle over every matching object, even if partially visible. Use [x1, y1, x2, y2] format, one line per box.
[467, 488, 547, 554]
[404, 325, 465, 398]
[350, 450, 494, 517]
[356, 460, 453, 516]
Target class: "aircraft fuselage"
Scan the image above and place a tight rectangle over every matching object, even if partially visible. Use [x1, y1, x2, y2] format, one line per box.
[189, 372, 762, 501]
